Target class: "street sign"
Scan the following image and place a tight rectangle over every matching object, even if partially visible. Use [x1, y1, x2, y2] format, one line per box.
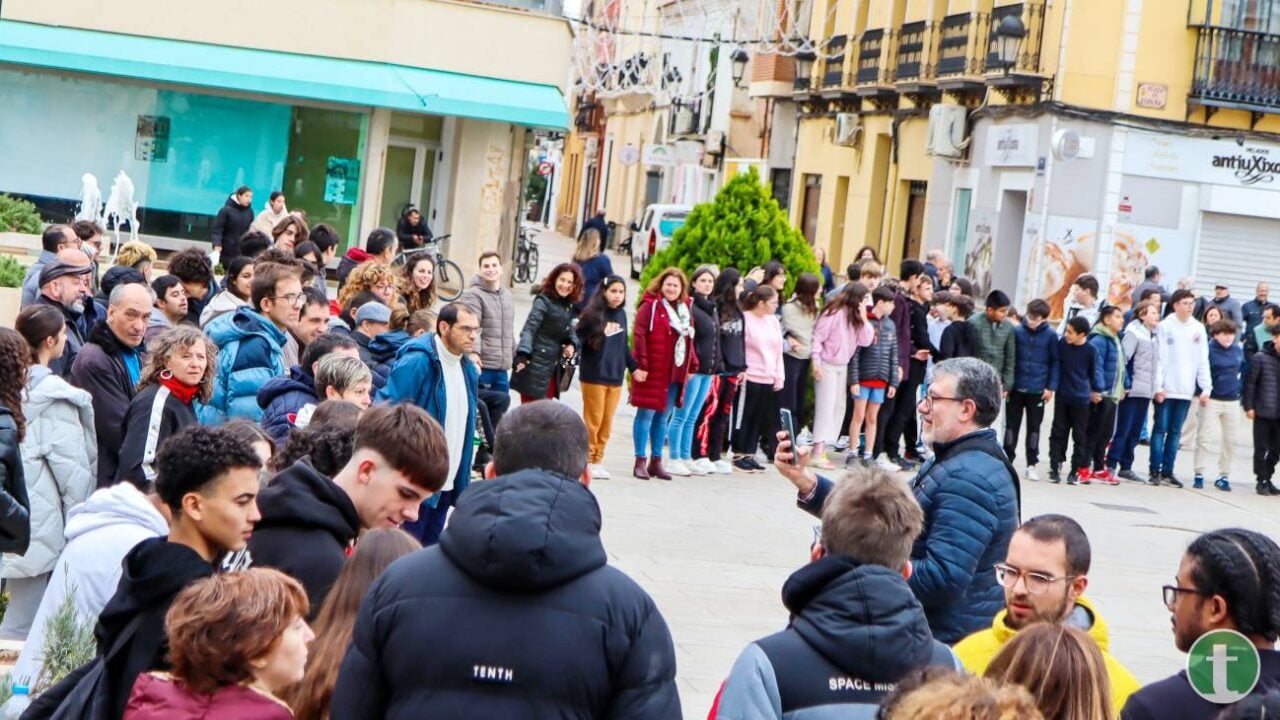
[538, 161, 553, 176]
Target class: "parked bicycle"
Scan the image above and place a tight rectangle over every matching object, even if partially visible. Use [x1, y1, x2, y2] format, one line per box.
[513, 226, 540, 284]
[392, 235, 465, 301]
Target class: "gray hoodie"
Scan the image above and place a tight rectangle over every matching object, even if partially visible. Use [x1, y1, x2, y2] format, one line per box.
[456, 274, 515, 370]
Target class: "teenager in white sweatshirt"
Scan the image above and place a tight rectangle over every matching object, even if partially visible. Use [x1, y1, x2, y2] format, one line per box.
[1148, 289, 1213, 487]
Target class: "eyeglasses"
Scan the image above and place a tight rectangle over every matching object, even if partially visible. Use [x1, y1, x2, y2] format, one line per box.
[373, 282, 394, 292]
[453, 325, 481, 336]
[1162, 584, 1208, 606]
[918, 394, 967, 412]
[811, 525, 822, 552]
[272, 293, 307, 306]
[994, 563, 1076, 595]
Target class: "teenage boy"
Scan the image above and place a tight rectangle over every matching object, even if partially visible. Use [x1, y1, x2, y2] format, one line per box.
[1244, 324, 1280, 496]
[970, 290, 1016, 396]
[1006, 299, 1059, 481]
[1085, 307, 1126, 485]
[1048, 317, 1103, 484]
[1194, 319, 1244, 491]
[145, 275, 188, 344]
[881, 260, 931, 469]
[1058, 274, 1101, 334]
[246, 404, 449, 611]
[33, 426, 263, 720]
[938, 294, 977, 361]
[1149, 289, 1213, 487]
[846, 286, 899, 470]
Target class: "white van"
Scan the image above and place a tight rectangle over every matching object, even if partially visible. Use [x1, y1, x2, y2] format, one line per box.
[628, 204, 693, 279]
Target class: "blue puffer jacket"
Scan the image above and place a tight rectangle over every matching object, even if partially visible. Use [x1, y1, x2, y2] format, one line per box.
[256, 367, 319, 444]
[1012, 320, 1060, 394]
[367, 330, 412, 393]
[1087, 326, 1125, 399]
[907, 428, 1019, 643]
[377, 334, 479, 509]
[799, 428, 1019, 644]
[205, 308, 288, 422]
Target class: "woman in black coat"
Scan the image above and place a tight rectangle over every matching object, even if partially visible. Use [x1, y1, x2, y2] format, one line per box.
[512, 263, 583, 403]
[116, 326, 216, 488]
[210, 186, 254, 264]
[0, 329, 33, 556]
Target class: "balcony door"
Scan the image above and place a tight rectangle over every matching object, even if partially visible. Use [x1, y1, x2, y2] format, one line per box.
[379, 137, 437, 230]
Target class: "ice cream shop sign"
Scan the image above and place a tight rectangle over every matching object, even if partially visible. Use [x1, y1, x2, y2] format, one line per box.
[1125, 130, 1280, 190]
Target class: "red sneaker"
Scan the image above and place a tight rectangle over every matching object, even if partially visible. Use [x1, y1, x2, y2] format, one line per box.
[1076, 468, 1092, 485]
[1091, 468, 1120, 486]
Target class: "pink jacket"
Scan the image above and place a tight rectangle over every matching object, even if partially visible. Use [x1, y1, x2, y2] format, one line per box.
[810, 309, 875, 366]
[743, 311, 785, 388]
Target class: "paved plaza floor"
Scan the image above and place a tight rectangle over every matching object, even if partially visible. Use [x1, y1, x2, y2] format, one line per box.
[509, 229, 1280, 717]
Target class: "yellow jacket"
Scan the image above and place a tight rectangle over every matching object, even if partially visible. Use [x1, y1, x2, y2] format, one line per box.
[952, 595, 1140, 715]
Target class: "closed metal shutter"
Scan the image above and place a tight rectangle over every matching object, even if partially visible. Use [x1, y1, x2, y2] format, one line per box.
[1195, 212, 1280, 298]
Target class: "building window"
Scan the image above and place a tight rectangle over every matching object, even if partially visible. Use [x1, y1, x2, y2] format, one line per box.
[1222, 0, 1280, 32]
[771, 168, 793, 212]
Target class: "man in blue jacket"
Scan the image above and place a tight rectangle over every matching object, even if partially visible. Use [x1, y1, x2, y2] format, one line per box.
[775, 357, 1020, 644]
[1005, 299, 1060, 482]
[378, 302, 479, 545]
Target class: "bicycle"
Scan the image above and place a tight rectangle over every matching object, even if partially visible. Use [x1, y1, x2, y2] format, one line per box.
[392, 235, 465, 301]
[513, 226, 540, 284]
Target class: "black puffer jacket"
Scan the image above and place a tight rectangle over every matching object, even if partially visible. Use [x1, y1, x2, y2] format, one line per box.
[511, 293, 580, 398]
[115, 383, 198, 488]
[209, 195, 254, 262]
[69, 322, 141, 487]
[690, 293, 721, 375]
[330, 470, 681, 720]
[0, 407, 31, 555]
[848, 315, 900, 387]
[245, 459, 361, 614]
[1245, 341, 1280, 419]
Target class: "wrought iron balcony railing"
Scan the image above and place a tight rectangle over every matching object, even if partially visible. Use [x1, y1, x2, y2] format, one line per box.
[823, 35, 848, 88]
[856, 28, 886, 85]
[895, 20, 933, 83]
[1190, 25, 1280, 113]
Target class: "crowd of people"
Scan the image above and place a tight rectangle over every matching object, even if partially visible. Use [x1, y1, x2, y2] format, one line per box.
[0, 190, 1276, 719]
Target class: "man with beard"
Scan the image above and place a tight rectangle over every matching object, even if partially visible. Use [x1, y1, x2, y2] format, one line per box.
[953, 514, 1139, 714]
[33, 253, 96, 376]
[1122, 528, 1280, 719]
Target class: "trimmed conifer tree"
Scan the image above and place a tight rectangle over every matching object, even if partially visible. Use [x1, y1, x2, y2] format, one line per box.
[638, 168, 819, 296]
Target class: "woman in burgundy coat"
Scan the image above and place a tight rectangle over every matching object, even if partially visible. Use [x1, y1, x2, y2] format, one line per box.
[630, 267, 697, 480]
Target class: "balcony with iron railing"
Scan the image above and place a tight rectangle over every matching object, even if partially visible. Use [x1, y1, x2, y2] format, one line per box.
[932, 2, 1045, 93]
[1189, 25, 1280, 115]
[985, 2, 1046, 77]
[895, 20, 939, 91]
[822, 35, 849, 89]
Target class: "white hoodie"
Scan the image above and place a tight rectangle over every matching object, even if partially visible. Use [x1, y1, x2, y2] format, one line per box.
[11, 483, 168, 685]
[1153, 314, 1213, 400]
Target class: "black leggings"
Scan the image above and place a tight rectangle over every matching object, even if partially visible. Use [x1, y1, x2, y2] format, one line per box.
[779, 355, 810, 428]
[733, 381, 781, 458]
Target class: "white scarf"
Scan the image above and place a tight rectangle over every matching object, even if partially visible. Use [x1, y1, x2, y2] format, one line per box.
[665, 300, 693, 368]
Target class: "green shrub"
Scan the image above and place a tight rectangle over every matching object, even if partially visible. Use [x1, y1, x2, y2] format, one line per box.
[0, 195, 42, 235]
[638, 168, 819, 297]
[0, 256, 23, 289]
[35, 579, 97, 694]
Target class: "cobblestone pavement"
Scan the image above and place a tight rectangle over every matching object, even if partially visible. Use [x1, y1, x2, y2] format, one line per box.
[506, 229, 1280, 717]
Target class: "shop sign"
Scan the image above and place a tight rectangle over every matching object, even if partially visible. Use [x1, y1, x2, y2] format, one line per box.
[619, 144, 640, 166]
[135, 115, 170, 163]
[1125, 130, 1280, 190]
[642, 144, 677, 166]
[1136, 83, 1168, 110]
[323, 157, 360, 205]
[985, 124, 1039, 167]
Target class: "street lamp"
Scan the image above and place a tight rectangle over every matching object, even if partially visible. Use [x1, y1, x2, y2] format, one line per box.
[731, 47, 750, 87]
[994, 14, 1026, 73]
[794, 48, 817, 89]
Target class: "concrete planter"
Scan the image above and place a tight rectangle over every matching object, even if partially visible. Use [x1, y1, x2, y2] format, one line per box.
[0, 287, 19, 328]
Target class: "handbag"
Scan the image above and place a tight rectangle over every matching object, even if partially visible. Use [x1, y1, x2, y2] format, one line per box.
[556, 354, 579, 394]
[33, 613, 146, 720]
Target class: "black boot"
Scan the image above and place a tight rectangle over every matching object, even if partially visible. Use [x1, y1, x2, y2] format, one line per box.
[1258, 479, 1280, 496]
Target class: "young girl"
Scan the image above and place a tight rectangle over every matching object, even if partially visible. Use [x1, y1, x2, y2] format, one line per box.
[665, 266, 719, 477]
[847, 286, 900, 470]
[733, 285, 785, 472]
[576, 276, 635, 479]
[809, 282, 872, 468]
[780, 272, 820, 438]
[695, 269, 746, 475]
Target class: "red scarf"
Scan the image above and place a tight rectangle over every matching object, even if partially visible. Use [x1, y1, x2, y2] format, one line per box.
[159, 373, 200, 405]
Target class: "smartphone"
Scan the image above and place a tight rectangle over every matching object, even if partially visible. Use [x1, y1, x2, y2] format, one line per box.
[779, 408, 799, 465]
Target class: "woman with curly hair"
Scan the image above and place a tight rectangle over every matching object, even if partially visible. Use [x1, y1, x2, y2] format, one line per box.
[115, 326, 216, 489]
[281, 528, 418, 720]
[0, 329, 32, 560]
[399, 253, 437, 314]
[272, 214, 309, 253]
[512, 263, 582, 403]
[337, 262, 399, 315]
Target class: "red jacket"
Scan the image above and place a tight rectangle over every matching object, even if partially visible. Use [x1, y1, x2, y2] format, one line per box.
[124, 672, 294, 720]
[630, 292, 697, 411]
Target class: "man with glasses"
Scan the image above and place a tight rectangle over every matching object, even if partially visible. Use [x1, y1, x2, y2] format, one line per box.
[205, 261, 302, 421]
[953, 514, 1139, 714]
[776, 357, 1019, 643]
[380, 302, 480, 546]
[1122, 528, 1280, 719]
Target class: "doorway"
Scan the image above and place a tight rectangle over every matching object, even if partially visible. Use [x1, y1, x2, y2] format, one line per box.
[903, 181, 927, 260]
[992, 190, 1027, 297]
[379, 138, 437, 230]
[801, 174, 822, 246]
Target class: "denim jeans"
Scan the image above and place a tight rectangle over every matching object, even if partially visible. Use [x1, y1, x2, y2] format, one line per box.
[634, 384, 679, 457]
[1149, 398, 1192, 476]
[666, 374, 713, 460]
[478, 368, 510, 394]
[1108, 396, 1151, 471]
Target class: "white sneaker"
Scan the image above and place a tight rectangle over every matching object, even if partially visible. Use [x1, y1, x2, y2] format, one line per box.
[797, 428, 814, 447]
[875, 455, 901, 472]
[686, 459, 708, 476]
[667, 459, 692, 476]
[693, 458, 716, 474]
[713, 459, 733, 474]
[834, 435, 851, 451]
[588, 463, 611, 480]
[1026, 465, 1040, 482]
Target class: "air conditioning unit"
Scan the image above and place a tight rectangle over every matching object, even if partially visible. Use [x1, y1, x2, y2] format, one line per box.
[584, 136, 599, 159]
[926, 104, 970, 158]
[833, 113, 862, 147]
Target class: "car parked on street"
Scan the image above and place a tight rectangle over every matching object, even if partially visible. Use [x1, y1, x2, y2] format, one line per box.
[629, 204, 692, 279]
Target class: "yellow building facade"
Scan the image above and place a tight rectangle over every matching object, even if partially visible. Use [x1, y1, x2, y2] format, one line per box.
[792, 0, 1280, 312]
